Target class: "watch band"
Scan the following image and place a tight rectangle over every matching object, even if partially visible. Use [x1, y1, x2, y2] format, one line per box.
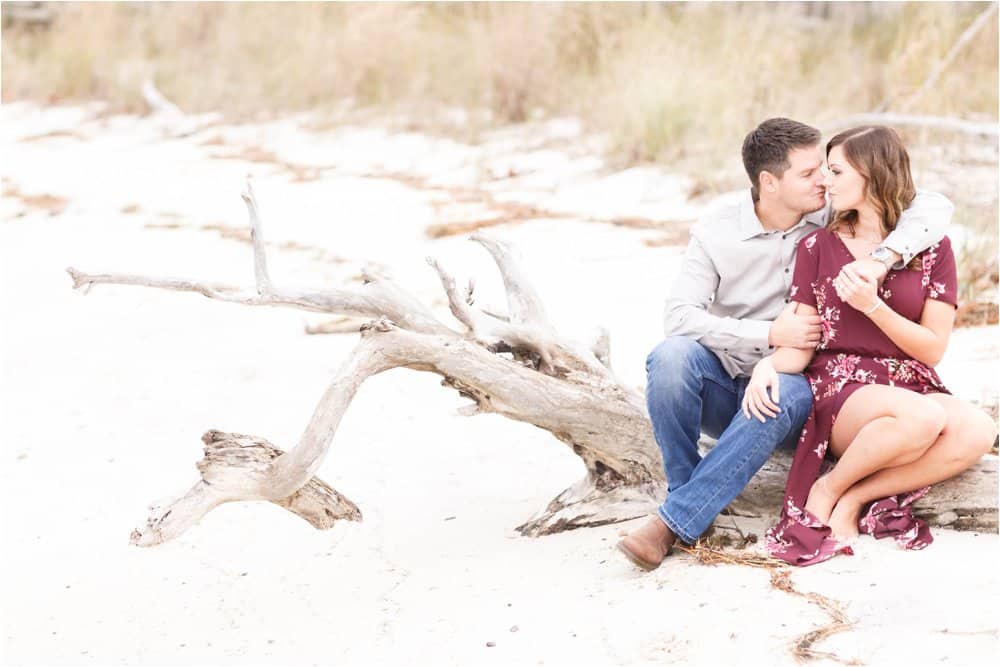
[870, 246, 895, 269]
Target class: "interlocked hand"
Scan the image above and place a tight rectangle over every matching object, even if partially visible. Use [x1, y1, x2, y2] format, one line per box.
[833, 265, 879, 313]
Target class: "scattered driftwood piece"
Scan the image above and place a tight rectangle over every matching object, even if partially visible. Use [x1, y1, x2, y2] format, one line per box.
[18, 128, 85, 143]
[2, 1, 54, 27]
[425, 217, 514, 239]
[897, 2, 999, 114]
[956, 302, 1000, 328]
[70, 180, 998, 547]
[141, 78, 183, 118]
[140, 78, 222, 138]
[823, 113, 998, 138]
[3, 182, 69, 216]
[130, 430, 362, 547]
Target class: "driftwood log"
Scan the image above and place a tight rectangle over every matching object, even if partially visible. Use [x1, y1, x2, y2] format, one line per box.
[66, 182, 998, 547]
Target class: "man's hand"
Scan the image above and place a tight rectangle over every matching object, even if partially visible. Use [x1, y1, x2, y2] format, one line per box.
[840, 257, 892, 285]
[768, 302, 821, 349]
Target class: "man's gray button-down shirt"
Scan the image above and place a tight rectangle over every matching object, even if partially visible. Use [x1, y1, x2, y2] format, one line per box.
[662, 189, 952, 378]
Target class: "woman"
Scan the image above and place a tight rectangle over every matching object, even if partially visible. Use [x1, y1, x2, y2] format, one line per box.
[743, 125, 996, 567]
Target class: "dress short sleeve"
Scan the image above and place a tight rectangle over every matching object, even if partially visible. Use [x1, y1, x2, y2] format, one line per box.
[922, 235, 958, 308]
[790, 231, 821, 308]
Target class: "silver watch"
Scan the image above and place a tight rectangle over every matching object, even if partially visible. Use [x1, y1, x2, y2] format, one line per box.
[870, 246, 895, 270]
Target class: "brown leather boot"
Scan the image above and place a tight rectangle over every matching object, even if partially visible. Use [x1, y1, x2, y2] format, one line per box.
[617, 515, 677, 571]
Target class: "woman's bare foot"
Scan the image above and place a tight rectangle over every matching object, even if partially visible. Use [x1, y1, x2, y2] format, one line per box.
[827, 496, 862, 542]
[804, 475, 839, 524]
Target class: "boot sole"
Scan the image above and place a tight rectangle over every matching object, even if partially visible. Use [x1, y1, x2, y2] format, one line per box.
[616, 540, 661, 571]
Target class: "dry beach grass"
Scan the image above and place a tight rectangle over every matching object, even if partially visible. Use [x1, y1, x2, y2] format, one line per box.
[3, 2, 997, 163]
[6, 3, 996, 298]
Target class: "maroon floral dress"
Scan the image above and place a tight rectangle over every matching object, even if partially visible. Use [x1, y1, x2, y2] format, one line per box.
[765, 229, 958, 567]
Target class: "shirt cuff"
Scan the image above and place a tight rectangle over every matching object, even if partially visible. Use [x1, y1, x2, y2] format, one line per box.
[737, 319, 772, 354]
[880, 242, 913, 269]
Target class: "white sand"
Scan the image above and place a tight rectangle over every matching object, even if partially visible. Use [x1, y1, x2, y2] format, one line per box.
[1, 103, 997, 666]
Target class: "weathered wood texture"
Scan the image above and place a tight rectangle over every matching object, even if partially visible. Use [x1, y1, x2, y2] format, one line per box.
[727, 443, 998, 532]
[69, 182, 998, 547]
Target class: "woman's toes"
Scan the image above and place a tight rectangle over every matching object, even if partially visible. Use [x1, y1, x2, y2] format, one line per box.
[828, 499, 861, 541]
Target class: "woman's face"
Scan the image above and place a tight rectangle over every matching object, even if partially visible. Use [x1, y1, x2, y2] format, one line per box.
[824, 144, 867, 211]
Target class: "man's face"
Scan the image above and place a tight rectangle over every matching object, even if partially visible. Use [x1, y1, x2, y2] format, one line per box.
[773, 144, 827, 214]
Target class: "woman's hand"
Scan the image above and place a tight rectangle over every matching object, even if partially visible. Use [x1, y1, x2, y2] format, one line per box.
[833, 266, 879, 313]
[742, 357, 782, 423]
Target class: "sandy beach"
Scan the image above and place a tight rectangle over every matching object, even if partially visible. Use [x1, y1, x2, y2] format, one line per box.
[2, 102, 997, 666]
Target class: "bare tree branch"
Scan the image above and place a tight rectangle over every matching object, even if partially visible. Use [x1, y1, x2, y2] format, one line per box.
[241, 179, 273, 294]
[65, 268, 453, 335]
[141, 77, 183, 117]
[426, 256, 479, 333]
[471, 231, 551, 327]
[265, 320, 399, 499]
[898, 3, 999, 114]
[823, 113, 998, 138]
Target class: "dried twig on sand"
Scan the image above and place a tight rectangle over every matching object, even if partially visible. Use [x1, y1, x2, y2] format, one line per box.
[678, 542, 861, 665]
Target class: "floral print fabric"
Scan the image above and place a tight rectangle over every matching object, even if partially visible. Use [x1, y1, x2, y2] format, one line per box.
[765, 229, 957, 566]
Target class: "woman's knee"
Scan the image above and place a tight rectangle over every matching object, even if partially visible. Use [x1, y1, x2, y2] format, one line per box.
[897, 399, 948, 447]
[944, 407, 998, 463]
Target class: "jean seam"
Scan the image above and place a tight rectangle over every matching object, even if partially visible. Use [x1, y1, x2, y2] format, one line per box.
[676, 414, 789, 538]
[700, 374, 739, 397]
[653, 373, 740, 487]
[658, 506, 695, 544]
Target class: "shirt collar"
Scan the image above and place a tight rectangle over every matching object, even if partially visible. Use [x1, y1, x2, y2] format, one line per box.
[737, 189, 828, 241]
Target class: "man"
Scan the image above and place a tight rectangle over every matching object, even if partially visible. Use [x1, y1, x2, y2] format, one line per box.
[618, 118, 954, 570]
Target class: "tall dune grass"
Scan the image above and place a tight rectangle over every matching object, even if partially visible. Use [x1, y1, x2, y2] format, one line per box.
[3, 2, 997, 165]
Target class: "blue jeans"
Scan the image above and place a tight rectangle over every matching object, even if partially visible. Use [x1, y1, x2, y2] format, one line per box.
[646, 337, 813, 543]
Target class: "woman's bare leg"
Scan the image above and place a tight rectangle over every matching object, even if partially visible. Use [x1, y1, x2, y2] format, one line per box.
[804, 385, 947, 528]
[827, 393, 997, 538]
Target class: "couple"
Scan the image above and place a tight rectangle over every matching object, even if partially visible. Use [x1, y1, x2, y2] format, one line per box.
[619, 118, 997, 569]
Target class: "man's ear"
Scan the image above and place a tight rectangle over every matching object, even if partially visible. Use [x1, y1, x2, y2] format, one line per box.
[760, 171, 778, 194]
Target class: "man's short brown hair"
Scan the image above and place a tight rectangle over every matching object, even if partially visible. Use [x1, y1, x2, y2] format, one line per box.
[742, 118, 821, 201]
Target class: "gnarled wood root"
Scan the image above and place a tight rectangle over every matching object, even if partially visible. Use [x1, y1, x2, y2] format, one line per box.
[130, 430, 362, 547]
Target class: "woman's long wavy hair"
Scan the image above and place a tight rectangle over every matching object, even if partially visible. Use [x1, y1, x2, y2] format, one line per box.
[826, 125, 916, 237]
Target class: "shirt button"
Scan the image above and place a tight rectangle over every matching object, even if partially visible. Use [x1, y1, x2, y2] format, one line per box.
[784, 268, 790, 273]
[784, 298, 790, 303]
[754, 347, 760, 352]
[782, 234, 788, 240]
